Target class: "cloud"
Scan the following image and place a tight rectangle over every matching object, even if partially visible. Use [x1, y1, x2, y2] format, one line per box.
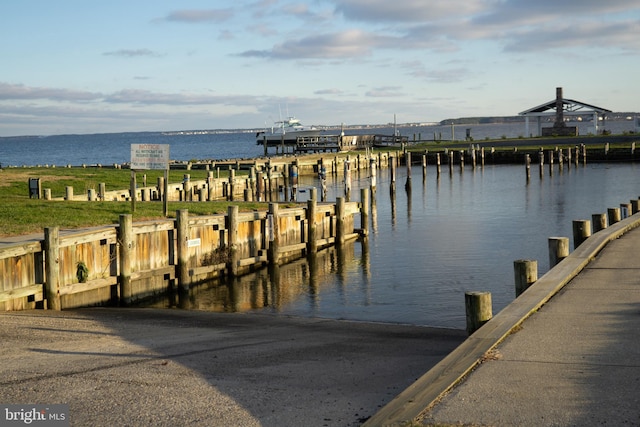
[473, 0, 640, 26]
[365, 86, 404, 97]
[239, 29, 384, 59]
[163, 9, 233, 23]
[403, 62, 473, 83]
[103, 49, 164, 58]
[333, 0, 490, 22]
[329, 0, 640, 55]
[0, 83, 102, 102]
[502, 19, 640, 53]
[314, 88, 346, 95]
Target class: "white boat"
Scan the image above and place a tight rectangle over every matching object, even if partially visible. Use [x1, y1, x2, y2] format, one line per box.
[256, 117, 322, 144]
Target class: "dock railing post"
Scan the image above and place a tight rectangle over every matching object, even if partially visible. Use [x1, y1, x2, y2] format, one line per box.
[228, 205, 239, 277]
[307, 197, 317, 255]
[336, 197, 346, 246]
[118, 214, 134, 304]
[267, 203, 280, 265]
[176, 209, 190, 291]
[44, 226, 61, 310]
[360, 188, 369, 237]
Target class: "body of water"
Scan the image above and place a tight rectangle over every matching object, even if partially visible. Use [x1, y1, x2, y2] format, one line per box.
[2, 122, 639, 329]
[1, 120, 637, 167]
[144, 161, 639, 330]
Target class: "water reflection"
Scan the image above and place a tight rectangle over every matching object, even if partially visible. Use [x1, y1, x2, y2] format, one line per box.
[145, 243, 363, 315]
[140, 160, 640, 330]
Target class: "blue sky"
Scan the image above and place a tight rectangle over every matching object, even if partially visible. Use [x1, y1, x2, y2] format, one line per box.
[1, 0, 639, 136]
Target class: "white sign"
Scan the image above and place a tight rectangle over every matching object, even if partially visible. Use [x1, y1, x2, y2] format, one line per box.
[187, 238, 201, 248]
[130, 144, 170, 170]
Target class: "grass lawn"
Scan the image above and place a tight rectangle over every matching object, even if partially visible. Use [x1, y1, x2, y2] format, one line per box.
[0, 167, 268, 237]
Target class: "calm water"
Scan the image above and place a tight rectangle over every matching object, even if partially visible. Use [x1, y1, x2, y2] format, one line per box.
[2, 122, 639, 329]
[145, 161, 640, 330]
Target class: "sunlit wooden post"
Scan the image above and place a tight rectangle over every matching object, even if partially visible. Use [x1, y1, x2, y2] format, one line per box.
[514, 259, 538, 297]
[44, 226, 61, 310]
[360, 188, 369, 237]
[405, 151, 412, 190]
[592, 213, 607, 233]
[608, 207, 621, 225]
[572, 219, 591, 249]
[267, 203, 280, 265]
[307, 196, 317, 255]
[118, 214, 134, 304]
[548, 237, 569, 268]
[465, 291, 492, 335]
[176, 209, 190, 291]
[336, 197, 346, 246]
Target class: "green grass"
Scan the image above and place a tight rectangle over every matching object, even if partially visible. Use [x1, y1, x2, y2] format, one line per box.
[0, 167, 266, 237]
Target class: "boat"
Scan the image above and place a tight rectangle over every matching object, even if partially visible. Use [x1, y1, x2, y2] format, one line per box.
[256, 117, 322, 144]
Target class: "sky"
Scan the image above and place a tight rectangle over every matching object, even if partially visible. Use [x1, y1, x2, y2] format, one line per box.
[1, 0, 639, 137]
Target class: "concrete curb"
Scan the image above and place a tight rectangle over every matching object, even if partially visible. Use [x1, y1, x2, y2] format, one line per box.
[363, 212, 640, 427]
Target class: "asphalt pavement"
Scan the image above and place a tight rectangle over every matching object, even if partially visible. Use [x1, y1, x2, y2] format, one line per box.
[0, 308, 465, 426]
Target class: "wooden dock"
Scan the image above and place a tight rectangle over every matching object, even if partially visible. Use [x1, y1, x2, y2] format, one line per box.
[259, 133, 389, 155]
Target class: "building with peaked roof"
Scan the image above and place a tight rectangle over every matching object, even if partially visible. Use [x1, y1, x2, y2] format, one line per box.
[519, 87, 612, 137]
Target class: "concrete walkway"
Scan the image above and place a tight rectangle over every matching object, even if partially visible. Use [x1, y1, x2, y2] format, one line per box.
[0, 309, 465, 426]
[366, 214, 640, 426]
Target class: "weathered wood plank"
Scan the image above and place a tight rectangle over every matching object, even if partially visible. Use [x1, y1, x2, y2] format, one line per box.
[0, 284, 43, 302]
[59, 229, 117, 248]
[0, 241, 42, 259]
[59, 277, 117, 296]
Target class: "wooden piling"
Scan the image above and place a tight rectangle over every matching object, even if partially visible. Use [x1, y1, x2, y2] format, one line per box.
[465, 291, 492, 335]
[176, 209, 190, 291]
[360, 188, 369, 237]
[336, 197, 346, 246]
[118, 214, 133, 303]
[44, 226, 61, 310]
[572, 219, 591, 249]
[620, 203, 631, 219]
[183, 174, 191, 201]
[548, 237, 569, 267]
[227, 205, 239, 276]
[344, 157, 352, 197]
[631, 199, 640, 215]
[607, 207, 621, 225]
[592, 213, 608, 233]
[267, 203, 280, 265]
[514, 259, 538, 297]
[256, 171, 264, 202]
[538, 150, 544, 178]
[228, 169, 235, 201]
[405, 151, 412, 190]
[307, 197, 317, 255]
[525, 154, 531, 182]
[422, 153, 427, 181]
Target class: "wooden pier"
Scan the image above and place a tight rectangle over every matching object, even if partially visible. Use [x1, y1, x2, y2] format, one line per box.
[259, 133, 385, 155]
